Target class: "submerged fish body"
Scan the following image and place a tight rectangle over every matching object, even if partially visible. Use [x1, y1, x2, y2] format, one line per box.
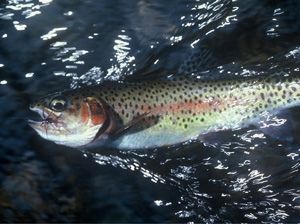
[29, 75, 300, 149]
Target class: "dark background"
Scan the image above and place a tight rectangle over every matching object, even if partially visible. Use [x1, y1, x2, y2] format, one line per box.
[1, 0, 300, 222]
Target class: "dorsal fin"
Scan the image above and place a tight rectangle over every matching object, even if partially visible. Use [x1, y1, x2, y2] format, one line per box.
[178, 45, 218, 75]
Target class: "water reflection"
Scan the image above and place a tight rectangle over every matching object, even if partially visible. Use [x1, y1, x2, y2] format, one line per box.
[180, 0, 232, 31]
[25, 72, 34, 78]
[1, 0, 300, 222]
[1, 0, 52, 22]
[41, 27, 67, 40]
[107, 31, 135, 79]
[81, 130, 300, 222]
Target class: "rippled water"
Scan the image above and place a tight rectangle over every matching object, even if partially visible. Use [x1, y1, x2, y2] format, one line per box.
[1, 0, 300, 222]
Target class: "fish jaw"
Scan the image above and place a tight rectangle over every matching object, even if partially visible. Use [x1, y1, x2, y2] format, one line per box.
[28, 107, 103, 147]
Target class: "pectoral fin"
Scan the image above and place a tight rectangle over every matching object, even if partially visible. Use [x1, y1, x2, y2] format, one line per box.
[110, 111, 151, 138]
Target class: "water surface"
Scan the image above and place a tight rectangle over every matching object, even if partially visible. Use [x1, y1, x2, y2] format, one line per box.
[1, 0, 300, 222]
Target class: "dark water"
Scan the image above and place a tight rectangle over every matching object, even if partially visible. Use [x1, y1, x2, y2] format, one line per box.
[1, 0, 300, 222]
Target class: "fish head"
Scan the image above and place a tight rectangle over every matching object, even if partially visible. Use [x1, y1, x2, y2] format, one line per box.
[29, 91, 111, 147]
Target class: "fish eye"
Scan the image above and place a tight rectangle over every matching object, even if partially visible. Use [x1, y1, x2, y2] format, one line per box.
[49, 96, 68, 112]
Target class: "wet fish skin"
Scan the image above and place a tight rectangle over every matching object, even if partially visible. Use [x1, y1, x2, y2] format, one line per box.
[29, 74, 300, 149]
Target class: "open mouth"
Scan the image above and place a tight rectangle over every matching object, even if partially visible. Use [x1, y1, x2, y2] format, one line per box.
[28, 107, 65, 129]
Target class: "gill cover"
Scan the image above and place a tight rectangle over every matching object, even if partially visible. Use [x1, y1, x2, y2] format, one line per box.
[81, 97, 116, 145]
[81, 97, 107, 126]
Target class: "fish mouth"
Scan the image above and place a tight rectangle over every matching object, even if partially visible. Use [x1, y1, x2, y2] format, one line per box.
[28, 107, 66, 131]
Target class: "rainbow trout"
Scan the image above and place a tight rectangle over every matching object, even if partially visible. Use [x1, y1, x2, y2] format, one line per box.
[29, 74, 300, 149]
